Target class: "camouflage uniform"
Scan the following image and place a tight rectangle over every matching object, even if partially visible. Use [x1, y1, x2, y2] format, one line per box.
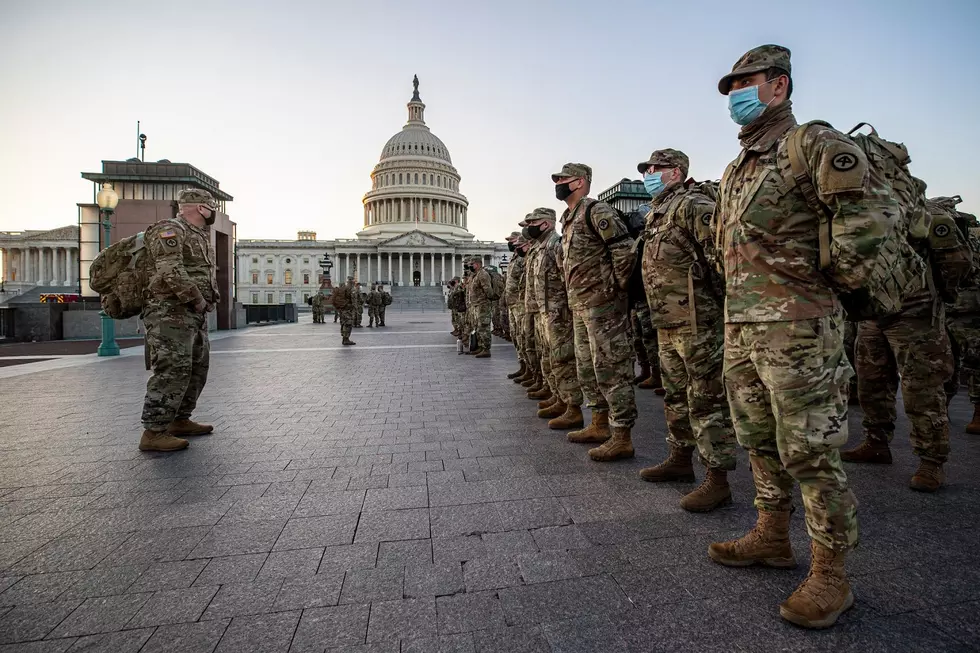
[639, 149, 735, 472]
[530, 209, 582, 408]
[945, 216, 980, 409]
[337, 279, 358, 343]
[630, 301, 659, 375]
[141, 190, 218, 434]
[469, 260, 494, 353]
[505, 242, 528, 367]
[367, 287, 382, 327]
[715, 53, 862, 552]
[379, 288, 391, 326]
[524, 234, 555, 395]
[448, 279, 465, 337]
[557, 164, 637, 430]
[353, 284, 364, 327]
[311, 292, 324, 323]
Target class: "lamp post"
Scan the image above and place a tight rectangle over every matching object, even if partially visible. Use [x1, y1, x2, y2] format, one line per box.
[499, 254, 509, 275]
[319, 252, 333, 288]
[96, 182, 120, 356]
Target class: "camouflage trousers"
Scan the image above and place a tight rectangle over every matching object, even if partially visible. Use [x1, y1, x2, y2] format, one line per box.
[945, 313, 980, 405]
[509, 306, 526, 364]
[312, 307, 323, 323]
[843, 320, 858, 398]
[659, 322, 736, 470]
[368, 306, 379, 326]
[534, 313, 556, 395]
[469, 303, 492, 352]
[452, 309, 464, 335]
[142, 306, 210, 431]
[724, 315, 858, 552]
[544, 308, 583, 406]
[857, 313, 953, 464]
[572, 297, 637, 429]
[378, 306, 386, 325]
[497, 299, 509, 337]
[631, 303, 660, 372]
[354, 305, 363, 326]
[339, 307, 355, 340]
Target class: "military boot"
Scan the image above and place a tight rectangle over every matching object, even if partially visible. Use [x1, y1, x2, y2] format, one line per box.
[549, 404, 584, 430]
[567, 410, 611, 443]
[632, 363, 651, 385]
[588, 426, 634, 462]
[909, 460, 945, 492]
[508, 362, 527, 380]
[966, 404, 980, 434]
[538, 395, 559, 410]
[708, 509, 798, 569]
[638, 368, 665, 394]
[840, 436, 892, 464]
[139, 429, 189, 452]
[679, 468, 732, 512]
[168, 419, 213, 437]
[528, 386, 552, 401]
[521, 373, 540, 388]
[342, 338, 353, 346]
[779, 541, 854, 629]
[538, 401, 566, 419]
[639, 445, 695, 482]
[475, 350, 491, 359]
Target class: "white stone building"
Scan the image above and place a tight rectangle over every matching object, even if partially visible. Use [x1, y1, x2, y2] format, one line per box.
[236, 77, 508, 304]
[0, 226, 81, 294]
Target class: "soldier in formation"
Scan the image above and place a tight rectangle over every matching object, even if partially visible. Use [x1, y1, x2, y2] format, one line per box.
[504, 232, 528, 379]
[310, 291, 324, 323]
[378, 285, 391, 326]
[465, 256, 493, 358]
[944, 197, 980, 433]
[335, 276, 358, 346]
[367, 284, 382, 327]
[353, 282, 364, 328]
[631, 297, 663, 393]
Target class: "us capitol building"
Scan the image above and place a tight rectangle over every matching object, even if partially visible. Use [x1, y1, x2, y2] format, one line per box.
[236, 77, 508, 305]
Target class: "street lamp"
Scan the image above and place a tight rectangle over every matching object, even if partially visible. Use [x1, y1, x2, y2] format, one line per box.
[96, 182, 120, 356]
[319, 252, 333, 287]
[499, 254, 509, 275]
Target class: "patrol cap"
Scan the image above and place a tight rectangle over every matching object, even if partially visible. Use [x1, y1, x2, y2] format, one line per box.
[176, 188, 219, 211]
[718, 44, 791, 95]
[505, 231, 521, 241]
[347, 275, 355, 281]
[518, 212, 533, 228]
[636, 148, 690, 176]
[551, 163, 592, 183]
[527, 207, 557, 222]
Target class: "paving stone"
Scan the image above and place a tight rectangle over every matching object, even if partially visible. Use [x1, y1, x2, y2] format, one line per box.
[127, 559, 207, 593]
[430, 505, 502, 538]
[0, 598, 82, 644]
[516, 550, 586, 584]
[219, 495, 301, 524]
[274, 515, 358, 550]
[317, 543, 379, 573]
[213, 610, 301, 653]
[200, 579, 284, 620]
[340, 565, 404, 604]
[325, 643, 399, 653]
[471, 625, 552, 653]
[103, 527, 209, 567]
[272, 572, 344, 610]
[498, 575, 633, 626]
[366, 597, 437, 642]
[481, 531, 538, 558]
[400, 633, 476, 653]
[0, 571, 83, 606]
[0, 640, 77, 653]
[9, 534, 131, 575]
[292, 491, 365, 518]
[57, 566, 145, 602]
[188, 519, 286, 558]
[139, 619, 230, 653]
[47, 592, 152, 638]
[363, 486, 429, 512]
[462, 556, 524, 592]
[436, 590, 507, 635]
[540, 615, 628, 653]
[432, 536, 488, 564]
[256, 547, 323, 580]
[404, 562, 464, 598]
[377, 539, 432, 568]
[63, 628, 154, 652]
[354, 509, 430, 543]
[530, 525, 592, 552]
[290, 603, 370, 652]
[125, 585, 219, 629]
[193, 554, 267, 587]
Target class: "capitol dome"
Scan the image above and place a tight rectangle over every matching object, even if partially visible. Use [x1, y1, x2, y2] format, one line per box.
[358, 76, 472, 242]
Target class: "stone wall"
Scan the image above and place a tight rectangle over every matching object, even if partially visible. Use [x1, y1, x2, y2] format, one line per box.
[63, 310, 141, 340]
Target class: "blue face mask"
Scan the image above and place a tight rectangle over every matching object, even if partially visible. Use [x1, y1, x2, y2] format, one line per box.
[643, 172, 666, 197]
[728, 83, 771, 126]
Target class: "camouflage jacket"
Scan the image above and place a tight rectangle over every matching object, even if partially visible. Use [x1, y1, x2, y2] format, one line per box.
[947, 222, 980, 317]
[718, 101, 895, 323]
[311, 293, 323, 308]
[338, 282, 358, 309]
[524, 240, 543, 314]
[504, 254, 526, 309]
[469, 267, 493, 308]
[642, 184, 722, 329]
[561, 198, 634, 309]
[368, 290, 382, 307]
[144, 217, 218, 306]
[531, 230, 568, 314]
[353, 287, 364, 308]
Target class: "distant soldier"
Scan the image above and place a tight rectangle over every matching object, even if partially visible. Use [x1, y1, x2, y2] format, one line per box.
[353, 282, 365, 328]
[468, 257, 494, 358]
[334, 276, 358, 345]
[367, 284, 382, 328]
[311, 291, 324, 323]
[523, 221, 553, 402]
[379, 285, 391, 326]
[448, 277, 465, 338]
[631, 300, 663, 393]
[944, 198, 980, 432]
[139, 188, 220, 453]
[553, 163, 637, 462]
[504, 231, 528, 380]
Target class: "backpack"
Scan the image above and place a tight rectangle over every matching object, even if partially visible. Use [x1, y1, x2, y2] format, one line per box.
[923, 195, 974, 304]
[781, 121, 927, 321]
[89, 232, 148, 319]
[449, 287, 467, 312]
[331, 286, 349, 310]
[382, 292, 392, 306]
[583, 201, 643, 305]
[485, 267, 505, 301]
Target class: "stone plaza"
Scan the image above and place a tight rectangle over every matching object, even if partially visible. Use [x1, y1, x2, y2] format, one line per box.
[0, 310, 978, 652]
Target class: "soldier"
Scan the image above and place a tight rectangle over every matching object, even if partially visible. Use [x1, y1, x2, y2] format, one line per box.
[552, 163, 637, 462]
[526, 207, 585, 430]
[448, 277, 465, 338]
[504, 232, 527, 379]
[523, 218, 554, 404]
[709, 44, 871, 628]
[311, 291, 323, 324]
[138, 188, 220, 453]
[944, 199, 980, 432]
[353, 282, 365, 328]
[379, 285, 391, 326]
[634, 148, 737, 512]
[335, 276, 358, 345]
[631, 299, 664, 393]
[367, 284, 382, 328]
[468, 256, 494, 358]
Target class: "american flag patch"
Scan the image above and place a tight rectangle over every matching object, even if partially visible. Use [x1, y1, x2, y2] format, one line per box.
[159, 230, 177, 239]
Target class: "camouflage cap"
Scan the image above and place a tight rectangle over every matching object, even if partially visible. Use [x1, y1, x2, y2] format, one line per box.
[636, 148, 690, 176]
[527, 207, 557, 222]
[176, 188, 219, 210]
[505, 231, 521, 241]
[718, 44, 791, 95]
[551, 163, 592, 183]
[518, 212, 533, 228]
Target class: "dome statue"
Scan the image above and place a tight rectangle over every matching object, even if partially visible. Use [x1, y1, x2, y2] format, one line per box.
[358, 77, 472, 242]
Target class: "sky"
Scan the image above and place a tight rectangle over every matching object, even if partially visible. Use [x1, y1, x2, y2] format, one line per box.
[1, 0, 978, 242]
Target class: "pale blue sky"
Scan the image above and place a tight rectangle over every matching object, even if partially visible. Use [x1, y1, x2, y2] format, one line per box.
[1, 0, 977, 241]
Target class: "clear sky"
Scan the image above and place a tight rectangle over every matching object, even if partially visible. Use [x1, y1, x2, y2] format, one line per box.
[1, 0, 978, 242]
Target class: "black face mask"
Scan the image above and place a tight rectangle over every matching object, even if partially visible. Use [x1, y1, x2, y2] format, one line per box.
[203, 209, 216, 226]
[507, 243, 515, 252]
[555, 182, 574, 201]
[515, 248, 526, 258]
[523, 225, 543, 240]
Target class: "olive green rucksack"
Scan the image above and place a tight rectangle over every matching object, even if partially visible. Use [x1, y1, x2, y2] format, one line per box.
[89, 233, 148, 319]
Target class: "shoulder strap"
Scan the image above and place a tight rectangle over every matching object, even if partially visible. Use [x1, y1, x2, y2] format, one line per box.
[784, 122, 833, 270]
[584, 200, 598, 238]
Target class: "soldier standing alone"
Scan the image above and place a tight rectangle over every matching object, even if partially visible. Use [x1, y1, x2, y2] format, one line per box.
[335, 276, 358, 346]
[367, 284, 382, 328]
[467, 257, 494, 358]
[139, 189, 220, 453]
[378, 285, 391, 326]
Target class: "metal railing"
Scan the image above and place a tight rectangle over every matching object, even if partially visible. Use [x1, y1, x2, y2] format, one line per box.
[243, 304, 297, 325]
[0, 307, 15, 340]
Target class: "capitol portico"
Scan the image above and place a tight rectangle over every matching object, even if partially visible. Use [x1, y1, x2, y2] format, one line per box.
[0, 226, 80, 292]
[237, 77, 507, 303]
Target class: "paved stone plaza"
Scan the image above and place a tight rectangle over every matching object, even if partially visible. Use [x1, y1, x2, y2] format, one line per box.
[0, 310, 978, 652]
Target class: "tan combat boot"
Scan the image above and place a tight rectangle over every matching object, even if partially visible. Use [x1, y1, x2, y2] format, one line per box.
[528, 386, 552, 401]
[679, 468, 732, 513]
[168, 419, 213, 436]
[522, 375, 541, 389]
[567, 410, 610, 443]
[139, 429, 189, 453]
[475, 350, 491, 359]
[779, 541, 854, 629]
[632, 363, 651, 385]
[538, 401, 566, 419]
[708, 510, 797, 569]
[639, 445, 695, 482]
[508, 362, 527, 380]
[588, 426, 634, 462]
[966, 405, 980, 434]
[638, 368, 664, 393]
[514, 370, 533, 384]
[549, 404, 584, 430]
[840, 436, 892, 464]
[538, 395, 559, 410]
[909, 460, 945, 492]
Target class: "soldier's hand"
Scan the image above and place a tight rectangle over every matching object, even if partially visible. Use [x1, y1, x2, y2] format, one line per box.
[193, 298, 208, 314]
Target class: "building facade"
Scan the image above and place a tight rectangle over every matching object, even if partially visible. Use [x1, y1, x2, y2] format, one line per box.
[598, 178, 650, 214]
[0, 226, 80, 295]
[237, 77, 508, 304]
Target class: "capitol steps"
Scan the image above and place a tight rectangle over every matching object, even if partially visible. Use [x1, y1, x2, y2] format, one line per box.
[389, 285, 447, 311]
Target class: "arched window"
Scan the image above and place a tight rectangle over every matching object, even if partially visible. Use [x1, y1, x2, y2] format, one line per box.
[284, 270, 293, 285]
[399, 173, 403, 184]
[414, 173, 419, 184]
[430, 174, 434, 185]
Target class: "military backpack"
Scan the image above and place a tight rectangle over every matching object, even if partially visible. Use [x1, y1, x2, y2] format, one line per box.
[780, 121, 928, 321]
[382, 291, 392, 306]
[331, 287, 349, 310]
[485, 267, 505, 301]
[922, 195, 974, 304]
[88, 232, 148, 319]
